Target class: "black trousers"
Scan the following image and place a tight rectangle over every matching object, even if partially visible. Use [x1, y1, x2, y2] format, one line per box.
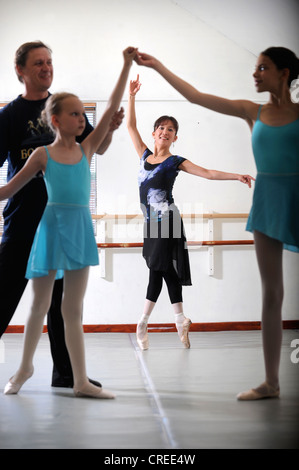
[0, 240, 73, 386]
[146, 264, 183, 304]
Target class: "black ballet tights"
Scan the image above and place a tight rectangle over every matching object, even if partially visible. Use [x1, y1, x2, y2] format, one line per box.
[146, 265, 182, 304]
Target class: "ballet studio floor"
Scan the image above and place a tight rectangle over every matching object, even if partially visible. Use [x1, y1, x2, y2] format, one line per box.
[0, 329, 298, 450]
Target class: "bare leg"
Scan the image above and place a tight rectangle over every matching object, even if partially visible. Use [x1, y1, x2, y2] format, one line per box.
[237, 231, 283, 400]
[257, 232, 283, 388]
[4, 272, 56, 394]
[62, 268, 114, 398]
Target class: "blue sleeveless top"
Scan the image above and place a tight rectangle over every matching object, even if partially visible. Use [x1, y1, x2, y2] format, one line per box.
[246, 105, 299, 252]
[26, 145, 99, 279]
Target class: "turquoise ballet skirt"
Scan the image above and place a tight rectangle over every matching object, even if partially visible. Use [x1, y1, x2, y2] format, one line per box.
[246, 106, 299, 253]
[26, 146, 99, 279]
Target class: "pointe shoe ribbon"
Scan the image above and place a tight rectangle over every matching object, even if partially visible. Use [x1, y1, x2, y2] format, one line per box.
[237, 382, 280, 401]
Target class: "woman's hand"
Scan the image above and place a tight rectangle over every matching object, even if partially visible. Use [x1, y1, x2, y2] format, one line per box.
[129, 74, 141, 96]
[134, 52, 158, 69]
[237, 174, 255, 188]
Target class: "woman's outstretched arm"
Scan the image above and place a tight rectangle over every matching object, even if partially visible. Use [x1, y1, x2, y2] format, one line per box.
[135, 52, 258, 124]
[180, 159, 254, 187]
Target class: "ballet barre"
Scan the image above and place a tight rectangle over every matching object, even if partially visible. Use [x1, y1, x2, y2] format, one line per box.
[94, 213, 253, 277]
[92, 212, 249, 220]
[96, 240, 254, 278]
[0, 212, 248, 223]
[0, 213, 253, 276]
[96, 240, 254, 248]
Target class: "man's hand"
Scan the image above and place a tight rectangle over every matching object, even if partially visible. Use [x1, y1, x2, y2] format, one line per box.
[109, 107, 124, 132]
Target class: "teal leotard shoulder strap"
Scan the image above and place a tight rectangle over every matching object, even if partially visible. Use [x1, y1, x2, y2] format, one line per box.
[256, 105, 262, 121]
[43, 145, 51, 158]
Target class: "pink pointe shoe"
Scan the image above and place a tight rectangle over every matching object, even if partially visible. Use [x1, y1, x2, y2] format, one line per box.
[179, 318, 192, 349]
[136, 321, 149, 350]
[237, 381, 280, 401]
[4, 369, 34, 395]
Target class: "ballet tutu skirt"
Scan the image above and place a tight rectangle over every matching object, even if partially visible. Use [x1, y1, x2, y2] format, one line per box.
[246, 109, 299, 253]
[246, 173, 299, 252]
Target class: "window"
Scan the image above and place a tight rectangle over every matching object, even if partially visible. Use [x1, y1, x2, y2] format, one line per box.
[83, 103, 97, 233]
[0, 102, 97, 235]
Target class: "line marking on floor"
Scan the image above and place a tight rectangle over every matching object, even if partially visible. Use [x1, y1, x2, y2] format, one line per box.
[129, 333, 178, 449]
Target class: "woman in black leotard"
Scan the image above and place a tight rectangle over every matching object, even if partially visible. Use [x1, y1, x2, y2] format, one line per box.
[127, 75, 253, 351]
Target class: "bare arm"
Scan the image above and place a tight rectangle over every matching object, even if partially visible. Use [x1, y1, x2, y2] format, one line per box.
[0, 148, 47, 200]
[179, 160, 254, 188]
[135, 53, 258, 124]
[127, 74, 147, 158]
[82, 47, 137, 161]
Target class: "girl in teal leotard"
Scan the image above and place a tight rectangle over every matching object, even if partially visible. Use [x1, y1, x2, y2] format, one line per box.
[135, 46, 299, 400]
[0, 47, 137, 399]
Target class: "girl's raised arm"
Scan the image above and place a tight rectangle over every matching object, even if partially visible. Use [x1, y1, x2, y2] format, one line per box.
[82, 47, 137, 161]
[135, 53, 258, 124]
[0, 148, 47, 201]
[127, 75, 147, 158]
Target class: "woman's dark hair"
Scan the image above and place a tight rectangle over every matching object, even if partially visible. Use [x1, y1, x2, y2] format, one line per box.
[154, 115, 179, 135]
[261, 47, 299, 87]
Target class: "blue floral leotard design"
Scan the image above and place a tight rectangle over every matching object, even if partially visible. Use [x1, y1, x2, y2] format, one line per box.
[138, 148, 191, 285]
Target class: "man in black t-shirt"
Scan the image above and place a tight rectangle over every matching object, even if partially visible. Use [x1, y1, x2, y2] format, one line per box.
[0, 41, 122, 387]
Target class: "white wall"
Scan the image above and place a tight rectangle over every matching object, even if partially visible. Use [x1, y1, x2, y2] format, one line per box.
[1, 0, 298, 326]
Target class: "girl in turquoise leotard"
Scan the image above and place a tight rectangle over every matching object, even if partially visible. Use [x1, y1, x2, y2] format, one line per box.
[135, 46, 299, 400]
[0, 47, 137, 399]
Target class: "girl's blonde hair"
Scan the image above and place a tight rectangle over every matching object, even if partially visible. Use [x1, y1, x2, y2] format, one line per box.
[41, 92, 79, 134]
